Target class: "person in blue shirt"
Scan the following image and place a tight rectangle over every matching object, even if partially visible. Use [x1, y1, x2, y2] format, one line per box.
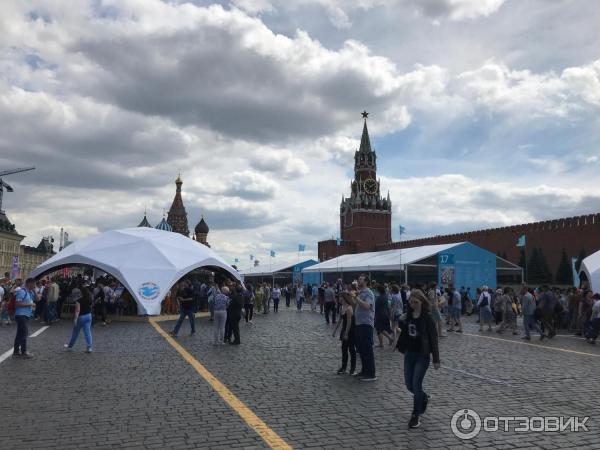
[14, 278, 36, 358]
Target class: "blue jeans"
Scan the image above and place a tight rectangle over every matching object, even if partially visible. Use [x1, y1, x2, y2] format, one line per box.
[44, 302, 57, 323]
[404, 352, 430, 416]
[68, 313, 93, 350]
[173, 307, 195, 335]
[355, 324, 375, 377]
[523, 314, 542, 338]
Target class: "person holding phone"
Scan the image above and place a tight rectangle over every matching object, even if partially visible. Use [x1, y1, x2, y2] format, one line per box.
[396, 289, 440, 429]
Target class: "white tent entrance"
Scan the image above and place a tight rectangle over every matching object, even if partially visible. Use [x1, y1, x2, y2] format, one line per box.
[579, 250, 600, 292]
[30, 228, 241, 315]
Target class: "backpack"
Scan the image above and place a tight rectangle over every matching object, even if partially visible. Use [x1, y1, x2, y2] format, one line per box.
[480, 294, 488, 308]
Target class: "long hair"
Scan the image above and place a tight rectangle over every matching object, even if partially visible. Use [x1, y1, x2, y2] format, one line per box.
[408, 289, 431, 315]
[81, 286, 92, 303]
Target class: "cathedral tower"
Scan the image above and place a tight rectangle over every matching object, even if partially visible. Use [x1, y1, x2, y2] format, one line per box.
[167, 175, 190, 237]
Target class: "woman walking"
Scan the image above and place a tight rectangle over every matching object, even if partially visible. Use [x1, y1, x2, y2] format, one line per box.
[332, 291, 356, 375]
[396, 289, 440, 429]
[64, 284, 93, 353]
[211, 286, 230, 345]
[478, 287, 494, 331]
[295, 282, 304, 311]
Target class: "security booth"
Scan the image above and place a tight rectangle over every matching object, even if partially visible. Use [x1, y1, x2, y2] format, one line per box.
[302, 242, 523, 292]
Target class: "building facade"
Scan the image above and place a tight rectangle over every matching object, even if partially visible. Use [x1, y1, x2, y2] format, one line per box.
[0, 211, 54, 279]
[318, 112, 392, 261]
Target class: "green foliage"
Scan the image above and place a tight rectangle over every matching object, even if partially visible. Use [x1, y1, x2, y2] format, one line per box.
[555, 248, 572, 285]
[528, 247, 553, 284]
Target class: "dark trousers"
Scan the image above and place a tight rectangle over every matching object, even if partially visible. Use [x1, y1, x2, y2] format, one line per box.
[244, 304, 254, 322]
[14, 315, 29, 354]
[494, 311, 502, 325]
[355, 324, 375, 377]
[36, 299, 46, 319]
[541, 311, 556, 336]
[341, 337, 356, 372]
[57, 297, 64, 319]
[324, 302, 336, 324]
[226, 315, 241, 344]
[285, 295, 290, 307]
[404, 352, 431, 417]
[94, 302, 106, 324]
[173, 307, 195, 334]
[273, 298, 280, 312]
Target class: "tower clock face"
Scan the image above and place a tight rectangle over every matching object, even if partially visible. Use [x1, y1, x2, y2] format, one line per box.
[363, 178, 377, 195]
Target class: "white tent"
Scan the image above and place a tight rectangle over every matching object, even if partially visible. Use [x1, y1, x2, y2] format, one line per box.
[580, 250, 600, 292]
[30, 228, 241, 315]
[239, 260, 298, 278]
[302, 243, 463, 273]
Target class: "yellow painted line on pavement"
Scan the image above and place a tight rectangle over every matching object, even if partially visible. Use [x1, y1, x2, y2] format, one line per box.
[149, 319, 292, 450]
[462, 332, 600, 358]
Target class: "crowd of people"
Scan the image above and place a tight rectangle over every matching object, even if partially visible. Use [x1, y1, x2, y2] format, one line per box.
[0, 273, 133, 356]
[3, 269, 599, 429]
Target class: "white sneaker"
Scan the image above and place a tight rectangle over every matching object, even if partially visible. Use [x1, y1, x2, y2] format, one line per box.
[64, 344, 73, 351]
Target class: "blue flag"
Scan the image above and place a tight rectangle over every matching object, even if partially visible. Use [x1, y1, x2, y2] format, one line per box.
[298, 244, 306, 252]
[336, 237, 341, 246]
[572, 257, 580, 287]
[399, 225, 406, 235]
[250, 254, 254, 260]
[270, 250, 276, 257]
[234, 258, 239, 263]
[516, 235, 526, 247]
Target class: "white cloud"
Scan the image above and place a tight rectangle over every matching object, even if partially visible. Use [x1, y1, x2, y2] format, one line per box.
[2, 0, 600, 266]
[385, 174, 600, 239]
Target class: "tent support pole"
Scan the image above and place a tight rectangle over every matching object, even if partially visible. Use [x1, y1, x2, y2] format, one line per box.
[404, 265, 408, 285]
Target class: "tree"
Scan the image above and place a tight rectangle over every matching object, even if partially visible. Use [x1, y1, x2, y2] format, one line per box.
[528, 247, 553, 284]
[575, 248, 587, 273]
[555, 248, 572, 285]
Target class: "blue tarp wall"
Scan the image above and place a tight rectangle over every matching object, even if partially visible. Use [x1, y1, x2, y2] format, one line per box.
[437, 242, 496, 293]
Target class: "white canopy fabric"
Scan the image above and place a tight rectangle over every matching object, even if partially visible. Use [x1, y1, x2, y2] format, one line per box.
[580, 250, 600, 293]
[239, 259, 312, 278]
[302, 243, 464, 273]
[30, 228, 241, 315]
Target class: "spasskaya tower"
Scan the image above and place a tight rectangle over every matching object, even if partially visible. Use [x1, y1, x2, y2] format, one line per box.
[318, 111, 392, 261]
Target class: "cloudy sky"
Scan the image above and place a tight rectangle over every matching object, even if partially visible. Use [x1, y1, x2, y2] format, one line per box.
[1, 0, 599, 267]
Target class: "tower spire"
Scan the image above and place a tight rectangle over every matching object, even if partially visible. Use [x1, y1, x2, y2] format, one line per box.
[359, 111, 372, 153]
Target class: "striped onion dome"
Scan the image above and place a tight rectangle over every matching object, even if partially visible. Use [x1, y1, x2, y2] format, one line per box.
[155, 217, 172, 232]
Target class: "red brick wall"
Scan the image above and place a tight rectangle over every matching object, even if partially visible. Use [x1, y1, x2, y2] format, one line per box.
[376, 213, 600, 278]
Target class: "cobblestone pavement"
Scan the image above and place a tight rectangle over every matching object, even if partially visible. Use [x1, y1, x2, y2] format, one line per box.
[1, 308, 599, 449]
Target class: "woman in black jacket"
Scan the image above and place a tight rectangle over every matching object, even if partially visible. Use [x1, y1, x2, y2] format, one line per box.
[396, 289, 440, 429]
